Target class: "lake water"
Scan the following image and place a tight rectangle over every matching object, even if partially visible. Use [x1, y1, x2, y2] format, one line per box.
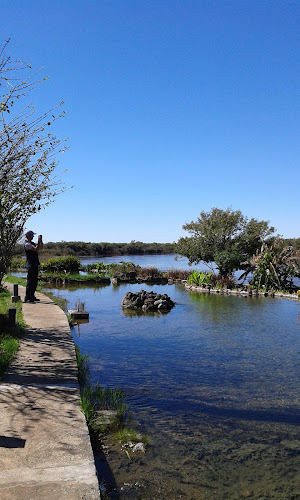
[38, 255, 300, 499]
[80, 253, 202, 271]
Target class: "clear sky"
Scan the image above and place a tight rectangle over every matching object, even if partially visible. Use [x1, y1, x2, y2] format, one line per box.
[1, 0, 299, 243]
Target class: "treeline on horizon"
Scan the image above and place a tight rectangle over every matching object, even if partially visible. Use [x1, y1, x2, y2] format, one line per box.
[15, 240, 176, 256]
[14, 238, 300, 257]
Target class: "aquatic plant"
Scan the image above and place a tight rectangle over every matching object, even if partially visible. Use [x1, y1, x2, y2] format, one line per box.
[187, 270, 213, 286]
[75, 344, 90, 387]
[114, 426, 148, 445]
[75, 344, 126, 431]
[80, 384, 126, 431]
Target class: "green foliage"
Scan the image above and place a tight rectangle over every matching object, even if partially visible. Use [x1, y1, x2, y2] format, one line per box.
[114, 426, 149, 445]
[0, 40, 68, 284]
[0, 286, 25, 378]
[4, 275, 27, 287]
[75, 344, 90, 387]
[249, 240, 300, 292]
[75, 344, 126, 432]
[41, 256, 80, 274]
[176, 207, 275, 278]
[80, 384, 126, 430]
[0, 287, 10, 312]
[40, 271, 96, 281]
[14, 241, 175, 257]
[9, 257, 26, 269]
[214, 250, 242, 279]
[0, 335, 19, 379]
[187, 271, 212, 286]
[210, 274, 236, 290]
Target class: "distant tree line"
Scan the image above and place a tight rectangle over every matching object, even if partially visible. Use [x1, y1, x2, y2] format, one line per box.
[281, 238, 300, 250]
[13, 236, 299, 259]
[14, 240, 175, 257]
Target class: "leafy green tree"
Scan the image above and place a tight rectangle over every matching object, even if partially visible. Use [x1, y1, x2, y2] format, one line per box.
[176, 207, 275, 278]
[0, 40, 68, 283]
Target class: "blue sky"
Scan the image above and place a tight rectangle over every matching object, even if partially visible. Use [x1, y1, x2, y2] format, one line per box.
[1, 0, 299, 242]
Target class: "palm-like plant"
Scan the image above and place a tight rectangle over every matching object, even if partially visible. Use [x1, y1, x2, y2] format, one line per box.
[248, 239, 300, 291]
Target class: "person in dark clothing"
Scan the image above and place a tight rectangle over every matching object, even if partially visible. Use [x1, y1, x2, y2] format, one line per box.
[24, 230, 43, 303]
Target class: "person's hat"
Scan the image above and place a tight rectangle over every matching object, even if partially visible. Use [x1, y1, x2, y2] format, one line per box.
[25, 230, 35, 236]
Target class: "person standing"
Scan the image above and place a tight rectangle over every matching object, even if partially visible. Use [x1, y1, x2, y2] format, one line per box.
[24, 230, 43, 303]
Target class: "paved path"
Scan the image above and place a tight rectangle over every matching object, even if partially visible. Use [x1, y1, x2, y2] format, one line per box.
[0, 283, 100, 500]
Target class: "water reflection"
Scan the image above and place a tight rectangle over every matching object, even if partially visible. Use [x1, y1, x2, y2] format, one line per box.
[72, 318, 89, 337]
[39, 281, 300, 498]
[122, 309, 167, 318]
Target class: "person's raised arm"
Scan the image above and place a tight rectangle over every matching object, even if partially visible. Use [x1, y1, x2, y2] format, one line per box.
[37, 234, 43, 249]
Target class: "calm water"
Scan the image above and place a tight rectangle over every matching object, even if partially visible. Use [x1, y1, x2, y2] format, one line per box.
[80, 253, 197, 271]
[41, 268, 300, 499]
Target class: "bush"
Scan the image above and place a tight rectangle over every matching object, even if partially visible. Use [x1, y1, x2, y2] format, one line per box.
[41, 255, 80, 274]
[210, 274, 236, 289]
[166, 268, 191, 280]
[187, 271, 213, 286]
[9, 257, 26, 269]
[135, 266, 163, 279]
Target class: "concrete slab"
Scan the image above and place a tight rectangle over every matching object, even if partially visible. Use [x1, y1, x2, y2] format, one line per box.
[0, 282, 100, 500]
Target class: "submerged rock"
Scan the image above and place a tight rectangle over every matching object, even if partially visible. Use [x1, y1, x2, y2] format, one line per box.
[121, 290, 175, 313]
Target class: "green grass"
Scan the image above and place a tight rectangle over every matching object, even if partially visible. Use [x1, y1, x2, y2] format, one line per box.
[75, 344, 90, 386]
[0, 335, 19, 378]
[113, 426, 149, 445]
[79, 383, 127, 431]
[4, 275, 27, 287]
[0, 287, 26, 379]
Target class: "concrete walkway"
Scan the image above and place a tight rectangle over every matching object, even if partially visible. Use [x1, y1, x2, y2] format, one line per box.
[0, 283, 100, 500]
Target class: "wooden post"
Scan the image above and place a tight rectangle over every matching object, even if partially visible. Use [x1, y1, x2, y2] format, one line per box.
[11, 283, 21, 303]
[8, 307, 16, 327]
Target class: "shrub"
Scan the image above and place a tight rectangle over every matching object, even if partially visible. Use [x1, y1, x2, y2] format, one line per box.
[41, 256, 80, 274]
[210, 274, 236, 289]
[187, 271, 213, 286]
[136, 266, 162, 279]
[166, 268, 191, 280]
[9, 257, 26, 269]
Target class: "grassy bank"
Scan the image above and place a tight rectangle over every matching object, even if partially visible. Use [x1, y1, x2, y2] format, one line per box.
[0, 287, 26, 379]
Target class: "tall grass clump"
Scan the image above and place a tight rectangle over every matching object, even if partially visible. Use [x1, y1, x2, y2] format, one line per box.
[135, 266, 162, 279]
[166, 268, 191, 280]
[80, 384, 126, 431]
[75, 344, 90, 386]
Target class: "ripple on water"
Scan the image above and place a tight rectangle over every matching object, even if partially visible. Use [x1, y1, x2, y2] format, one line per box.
[44, 281, 300, 499]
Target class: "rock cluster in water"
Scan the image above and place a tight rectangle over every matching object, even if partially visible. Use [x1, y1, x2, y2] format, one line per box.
[121, 290, 175, 312]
